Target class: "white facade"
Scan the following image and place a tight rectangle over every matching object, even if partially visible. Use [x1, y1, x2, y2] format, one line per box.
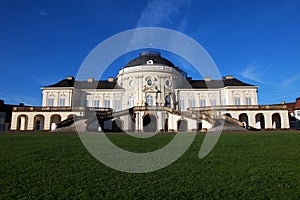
[10, 51, 290, 132]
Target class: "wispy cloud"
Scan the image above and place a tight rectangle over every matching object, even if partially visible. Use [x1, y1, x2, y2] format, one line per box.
[281, 71, 300, 88]
[137, 0, 190, 27]
[40, 10, 48, 16]
[239, 65, 270, 85]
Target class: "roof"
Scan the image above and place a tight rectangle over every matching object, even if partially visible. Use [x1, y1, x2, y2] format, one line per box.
[126, 51, 175, 67]
[185, 78, 255, 89]
[295, 98, 300, 109]
[44, 79, 122, 89]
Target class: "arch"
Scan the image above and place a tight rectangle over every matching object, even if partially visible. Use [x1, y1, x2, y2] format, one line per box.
[34, 115, 45, 131]
[255, 113, 265, 129]
[224, 113, 232, 118]
[198, 121, 203, 131]
[67, 114, 74, 119]
[17, 115, 28, 131]
[164, 119, 168, 132]
[112, 119, 123, 132]
[239, 113, 249, 128]
[272, 113, 281, 129]
[143, 114, 157, 132]
[50, 114, 61, 131]
[146, 94, 153, 106]
[165, 95, 172, 108]
[177, 119, 187, 132]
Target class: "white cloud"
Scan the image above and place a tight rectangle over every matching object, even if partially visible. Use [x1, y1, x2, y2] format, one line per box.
[137, 0, 190, 27]
[40, 10, 48, 16]
[239, 65, 270, 84]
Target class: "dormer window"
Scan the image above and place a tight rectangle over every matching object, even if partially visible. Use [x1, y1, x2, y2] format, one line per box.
[147, 60, 153, 65]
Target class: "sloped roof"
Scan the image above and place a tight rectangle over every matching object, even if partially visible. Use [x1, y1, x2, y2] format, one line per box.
[44, 79, 122, 89]
[186, 78, 255, 89]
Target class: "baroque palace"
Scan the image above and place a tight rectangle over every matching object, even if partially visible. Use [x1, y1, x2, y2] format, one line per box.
[10, 51, 291, 132]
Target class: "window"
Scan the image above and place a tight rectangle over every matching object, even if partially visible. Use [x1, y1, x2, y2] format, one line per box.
[179, 100, 185, 111]
[200, 99, 206, 107]
[210, 99, 216, 106]
[58, 98, 65, 106]
[147, 79, 152, 86]
[47, 98, 54, 107]
[234, 97, 241, 106]
[129, 96, 134, 108]
[188, 99, 195, 108]
[85, 100, 90, 107]
[221, 99, 226, 106]
[146, 94, 153, 106]
[114, 100, 121, 111]
[94, 100, 100, 108]
[104, 100, 110, 108]
[166, 80, 171, 87]
[165, 95, 171, 108]
[245, 97, 252, 105]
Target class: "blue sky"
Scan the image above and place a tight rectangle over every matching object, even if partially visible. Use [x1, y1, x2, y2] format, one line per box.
[0, 0, 300, 106]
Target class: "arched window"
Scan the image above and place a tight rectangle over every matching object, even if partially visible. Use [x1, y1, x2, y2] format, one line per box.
[165, 95, 171, 108]
[129, 96, 134, 108]
[146, 94, 153, 106]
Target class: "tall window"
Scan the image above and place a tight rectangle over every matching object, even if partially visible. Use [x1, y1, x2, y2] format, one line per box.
[200, 99, 206, 107]
[94, 100, 100, 108]
[179, 99, 185, 111]
[234, 97, 241, 106]
[129, 96, 134, 108]
[221, 99, 226, 106]
[47, 98, 54, 107]
[165, 95, 171, 108]
[245, 97, 252, 105]
[188, 99, 195, 108]
[58, 98, 65, 106]
[114, 100, 121, 111]
[146, 94, 153, 106]
[104, 100, 110, 108]
[210, 99, 217, 106]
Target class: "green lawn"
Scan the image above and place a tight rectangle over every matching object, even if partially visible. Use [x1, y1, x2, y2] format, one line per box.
[1, 132, 300, 199]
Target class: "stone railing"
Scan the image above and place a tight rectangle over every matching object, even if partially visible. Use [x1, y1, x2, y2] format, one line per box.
[188, 105, 287, 111]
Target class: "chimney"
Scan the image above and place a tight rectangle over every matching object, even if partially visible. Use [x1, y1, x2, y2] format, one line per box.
[108, 77, 114, 82]
[225, 75, 233, 79]
[87, 77, 94, 82]
[66, 76, 74, 81]
[204, 77, 211, 81]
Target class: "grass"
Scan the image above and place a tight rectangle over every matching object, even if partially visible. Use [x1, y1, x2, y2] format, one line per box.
[1, 132, 300, 199]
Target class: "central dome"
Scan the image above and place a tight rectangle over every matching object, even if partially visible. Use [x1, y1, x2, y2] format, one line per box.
[126, 51, 175, 67]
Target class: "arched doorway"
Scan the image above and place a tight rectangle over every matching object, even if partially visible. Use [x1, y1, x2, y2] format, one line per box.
[34, 115, 45, 131]
[224, 113, 232, 118]
[177, 119, 187, 132]
[239, 113, 249, 128]
[165, 95, 171, 108]
[164, 119, 168, 132]
[50, 114, 61, 131]
[143, 114, 157, 132]
[272, 113, 281, 129]
[198, 121, 202, 131]
[255, 113, 265, 129]
[17, 115, 28, 130]
[112, 119, 123, 132]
